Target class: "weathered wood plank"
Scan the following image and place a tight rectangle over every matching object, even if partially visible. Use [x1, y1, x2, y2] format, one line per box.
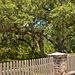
[4, 62, 6, 75]
[24, 60, 26, 75]
[19, 61, 21, 75]
[10, 62, 12, 75]
[30, 60, 32, 75]
[22, 61, 24, 75]
[13, 61, 15, 75]
[67, 55, 75, 72]
[32, 59, 34, 75]
[47, 58, 49, 75]
[7, 62, 9, 75]
[16, 61, 19, 75]
[27, 60, 29, 75]
[34, 59, 36, 75]
[36, 59, 38, 75]
[0, 63, 2, 75]
[44, 58, 46, 75]
[39, 59, 41, 75]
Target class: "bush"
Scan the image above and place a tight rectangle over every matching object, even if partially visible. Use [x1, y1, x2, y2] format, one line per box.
[0, 47, 43, 61]
[0, 47, 18, 61]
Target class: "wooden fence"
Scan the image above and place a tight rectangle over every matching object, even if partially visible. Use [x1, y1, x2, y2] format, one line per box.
[67, 55, 75, 72]
[0, 57, 54, 75]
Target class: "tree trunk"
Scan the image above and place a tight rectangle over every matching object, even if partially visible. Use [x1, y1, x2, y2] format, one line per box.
[57, 40, 64, 52]
[38, 39, 45, 58]
[57, 44, 63, 52]
[56, 34, 64, 52]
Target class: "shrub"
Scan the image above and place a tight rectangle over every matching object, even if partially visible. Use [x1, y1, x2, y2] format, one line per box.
[0, 47, 18, 61]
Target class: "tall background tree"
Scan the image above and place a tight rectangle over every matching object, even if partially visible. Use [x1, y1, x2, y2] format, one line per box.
[0, 0, 75, 60]
[30, 0, 75, 52]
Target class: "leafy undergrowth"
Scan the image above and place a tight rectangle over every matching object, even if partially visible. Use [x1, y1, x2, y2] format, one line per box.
[67, 53, 75, 55]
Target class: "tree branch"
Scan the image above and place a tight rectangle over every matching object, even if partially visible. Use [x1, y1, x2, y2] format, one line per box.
[17, 38, 32, 48]
[44, 35, 58, 47]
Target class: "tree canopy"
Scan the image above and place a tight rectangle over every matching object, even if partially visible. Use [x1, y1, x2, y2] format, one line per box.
[0, 0, 75, 60]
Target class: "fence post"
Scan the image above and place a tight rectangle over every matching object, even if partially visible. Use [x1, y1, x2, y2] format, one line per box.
[0, 63, 2, 75]
[48, 52, 67, 75]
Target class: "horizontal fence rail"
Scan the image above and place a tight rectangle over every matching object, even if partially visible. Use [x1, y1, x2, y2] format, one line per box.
[67, 55, 75, 72]
[0, 57, 54, 75]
